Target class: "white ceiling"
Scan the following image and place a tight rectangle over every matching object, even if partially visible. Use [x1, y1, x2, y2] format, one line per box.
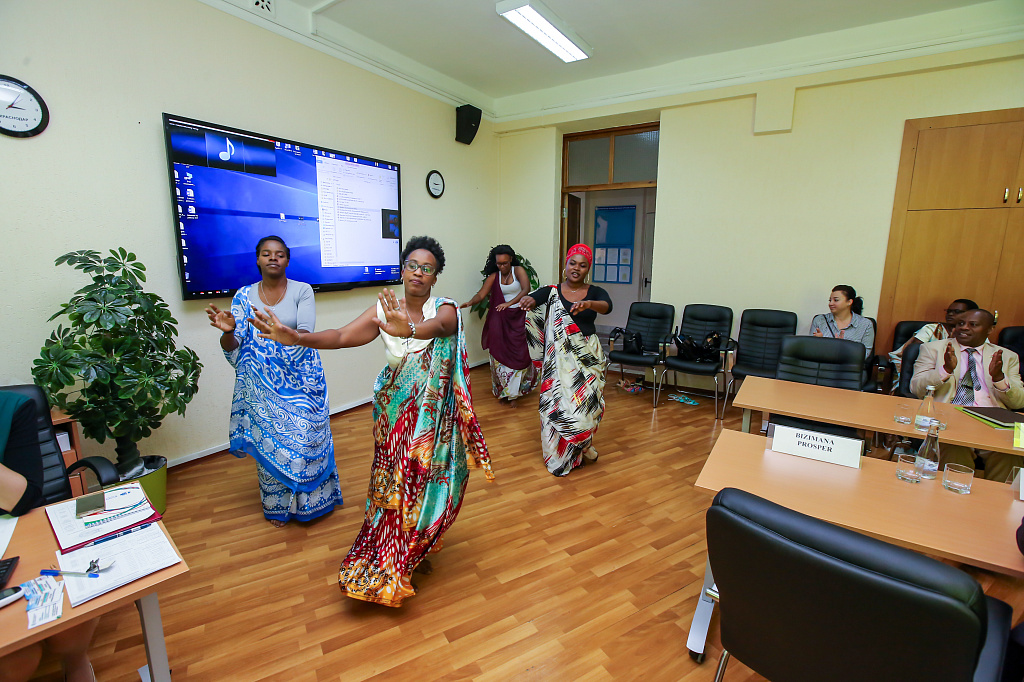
[208, 0, 1023, 120]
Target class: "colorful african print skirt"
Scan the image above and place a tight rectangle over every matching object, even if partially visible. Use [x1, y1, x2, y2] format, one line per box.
[527, 287, 609, 477]
[338, 298, 493, 607]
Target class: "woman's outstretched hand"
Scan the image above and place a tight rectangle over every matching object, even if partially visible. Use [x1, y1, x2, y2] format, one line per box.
[205, 304, 237, 333]
[518, 296, 536, 312]
[249, 308, 301, 345]
[374, 288, 413, 338]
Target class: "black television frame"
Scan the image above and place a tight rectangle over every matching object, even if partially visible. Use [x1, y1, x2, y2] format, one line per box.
[161, 113, 403, 301]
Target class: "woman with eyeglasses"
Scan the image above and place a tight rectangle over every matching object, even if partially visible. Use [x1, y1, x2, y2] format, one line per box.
[519, 244, 612, 477]
[809, 284, 874, 359]
[205, 236, 343, 528]
[250, 235, 492, 607]
[460, 244, 536, 408]
[886, 298, 979, 393]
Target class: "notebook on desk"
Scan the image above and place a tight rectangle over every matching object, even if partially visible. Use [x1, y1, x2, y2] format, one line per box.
[45, 482, 161, 553]
[958, 406, 1024, 430]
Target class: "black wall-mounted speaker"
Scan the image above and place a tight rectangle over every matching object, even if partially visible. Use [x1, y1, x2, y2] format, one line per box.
[455, 104, 481, 145]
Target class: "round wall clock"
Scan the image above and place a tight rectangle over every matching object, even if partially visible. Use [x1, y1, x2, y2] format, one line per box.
[426, 170, 444, 198]
[0, 75, 49, 138]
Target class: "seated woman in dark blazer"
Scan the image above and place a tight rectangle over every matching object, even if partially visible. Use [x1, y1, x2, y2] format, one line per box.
[0, 390, 99, 682]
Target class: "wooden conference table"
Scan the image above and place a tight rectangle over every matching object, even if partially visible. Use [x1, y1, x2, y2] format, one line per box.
[0, 509, 188, 682]
[733, 375, 1020, 455]
[685, 428, 1024, 662]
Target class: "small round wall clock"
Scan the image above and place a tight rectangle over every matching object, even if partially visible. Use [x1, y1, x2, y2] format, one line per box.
[426, 170, 444, 198]
[0, 75, 49, 138]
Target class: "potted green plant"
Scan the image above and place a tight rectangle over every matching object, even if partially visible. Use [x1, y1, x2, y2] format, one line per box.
[32, 248, 202, 511]
[469, 254, 541, 320]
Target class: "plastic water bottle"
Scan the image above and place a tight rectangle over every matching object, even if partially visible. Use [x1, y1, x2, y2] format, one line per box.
[915, 419, 941, 480]
[914, 385, 937, 432]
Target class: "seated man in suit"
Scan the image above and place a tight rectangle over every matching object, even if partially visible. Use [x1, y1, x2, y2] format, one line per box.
[911, 309, 1024, 481]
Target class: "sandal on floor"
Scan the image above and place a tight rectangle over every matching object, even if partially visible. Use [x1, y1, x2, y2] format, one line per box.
[625, 384, 644, 393]
[668, 393, 699, 405]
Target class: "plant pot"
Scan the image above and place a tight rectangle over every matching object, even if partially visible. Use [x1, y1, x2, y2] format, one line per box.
[130, 455, 168, 514]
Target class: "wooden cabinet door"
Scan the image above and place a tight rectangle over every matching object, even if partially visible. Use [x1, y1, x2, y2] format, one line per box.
[908, 122, 1024, 210]
[990, 208, 1024, 329]
[888, 209, 1009, 327]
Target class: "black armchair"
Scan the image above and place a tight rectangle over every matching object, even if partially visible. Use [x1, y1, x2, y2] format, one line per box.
[725, 308, 797, 405]
[771, 335, 864, 439]
[607, 302, 675, 407]
[664, 304, 733, 419]
[705, 487, 1010, 682]
[898, 340, 923, 399]
[878, 319, 935, 393]
[2, 384, 119, 505]
[999, 326, 1024, 362]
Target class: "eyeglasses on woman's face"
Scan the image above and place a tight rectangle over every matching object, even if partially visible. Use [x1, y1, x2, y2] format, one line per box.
[403, 259, 436, 276]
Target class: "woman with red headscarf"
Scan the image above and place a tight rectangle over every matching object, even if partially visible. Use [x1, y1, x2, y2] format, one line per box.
[519, 244, 613, 476]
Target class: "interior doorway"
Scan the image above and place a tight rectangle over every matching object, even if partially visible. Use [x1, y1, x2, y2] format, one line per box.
[560, 122, 660, 330]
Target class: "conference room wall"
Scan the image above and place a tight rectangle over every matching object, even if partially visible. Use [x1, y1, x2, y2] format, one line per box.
[0, 0, 500, 467]
[650, 56, 1024, 344]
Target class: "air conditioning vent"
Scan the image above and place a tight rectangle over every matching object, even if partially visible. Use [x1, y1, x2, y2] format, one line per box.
[226, 0, 275, 19]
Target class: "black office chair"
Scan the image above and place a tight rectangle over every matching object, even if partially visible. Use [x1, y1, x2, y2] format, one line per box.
[862, 316, 879, 392]
[999, 326, 1024, 363]
[878, 320, 935, 393]
[898, 341, 923, 399]
[1, 384, 119, 504]
[725, 309, 797, 405]
[664, 304, 733, 419]
[607, 302, 675, 407]
[705, 487, 1010, 682]
[770, 335, 865, 439]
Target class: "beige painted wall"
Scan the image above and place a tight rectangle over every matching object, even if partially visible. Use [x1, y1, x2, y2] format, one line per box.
[651, 56, 1024, 341]
[0, 0, 499, 466]
[496, 128, 561, 283]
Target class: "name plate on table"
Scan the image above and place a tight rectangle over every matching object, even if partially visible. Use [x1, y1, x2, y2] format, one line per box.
[770, 425, 863, 469]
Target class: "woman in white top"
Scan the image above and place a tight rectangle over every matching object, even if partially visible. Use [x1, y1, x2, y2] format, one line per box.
[250, 236, 493, 607]
[461, 245, 536, 407]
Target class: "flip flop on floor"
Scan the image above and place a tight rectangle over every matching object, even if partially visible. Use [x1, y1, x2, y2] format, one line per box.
[668, 393, 699, 405]
[625, 384, 644, 393]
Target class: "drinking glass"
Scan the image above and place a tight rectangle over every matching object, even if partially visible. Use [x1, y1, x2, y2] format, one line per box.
[942, 463, 974, 494]
[896, 454, 921, 483]
[892, 403, 913, 426]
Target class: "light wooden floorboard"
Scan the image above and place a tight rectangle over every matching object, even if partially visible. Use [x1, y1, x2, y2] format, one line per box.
[28, 366, 1024, 680]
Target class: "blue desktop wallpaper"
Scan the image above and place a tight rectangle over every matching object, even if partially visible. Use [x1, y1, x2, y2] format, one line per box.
[165, 116, 401, 299]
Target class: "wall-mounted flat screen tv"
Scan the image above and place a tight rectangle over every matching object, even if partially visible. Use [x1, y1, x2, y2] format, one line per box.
[162, 113, 402, 300]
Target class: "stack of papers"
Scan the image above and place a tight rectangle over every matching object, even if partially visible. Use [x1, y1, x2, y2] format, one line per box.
[56, 524, 181, 607]
[45, 482, 161, 553]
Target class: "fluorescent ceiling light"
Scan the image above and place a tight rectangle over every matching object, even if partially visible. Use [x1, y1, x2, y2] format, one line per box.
[496, 0, 591, 63]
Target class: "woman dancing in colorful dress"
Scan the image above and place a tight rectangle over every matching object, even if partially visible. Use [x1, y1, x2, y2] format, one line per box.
[460, 244, 536, 407]
[519, 244, 612, 476]
[206, 236, 343, 527]
[250, 236, 492, 606]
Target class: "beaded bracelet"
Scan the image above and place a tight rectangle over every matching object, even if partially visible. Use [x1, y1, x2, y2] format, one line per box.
[408, 320, 417, 339]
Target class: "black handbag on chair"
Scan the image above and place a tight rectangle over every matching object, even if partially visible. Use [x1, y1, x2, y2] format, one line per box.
[610, 327, 644, 355]
[675, 331, 723, 363]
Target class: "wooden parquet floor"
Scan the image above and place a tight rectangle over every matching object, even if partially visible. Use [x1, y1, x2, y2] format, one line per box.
[31, 367, 1024, 681]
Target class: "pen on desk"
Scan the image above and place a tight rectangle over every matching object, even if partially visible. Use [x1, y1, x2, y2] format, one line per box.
[40, 569, 99, 578]
[88, 523, 152, 547]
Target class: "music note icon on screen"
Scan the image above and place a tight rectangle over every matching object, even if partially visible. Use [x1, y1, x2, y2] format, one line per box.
[219, 138, 235, 161]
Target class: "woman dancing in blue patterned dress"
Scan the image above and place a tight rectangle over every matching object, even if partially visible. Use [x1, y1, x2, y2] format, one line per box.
[205, 236, 343, 527]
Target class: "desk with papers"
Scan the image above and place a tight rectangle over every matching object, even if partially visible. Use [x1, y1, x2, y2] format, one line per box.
[0, 493, 188, 682]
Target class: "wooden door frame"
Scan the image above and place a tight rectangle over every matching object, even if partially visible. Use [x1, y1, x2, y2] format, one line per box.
[876, 107, 1024, 353]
